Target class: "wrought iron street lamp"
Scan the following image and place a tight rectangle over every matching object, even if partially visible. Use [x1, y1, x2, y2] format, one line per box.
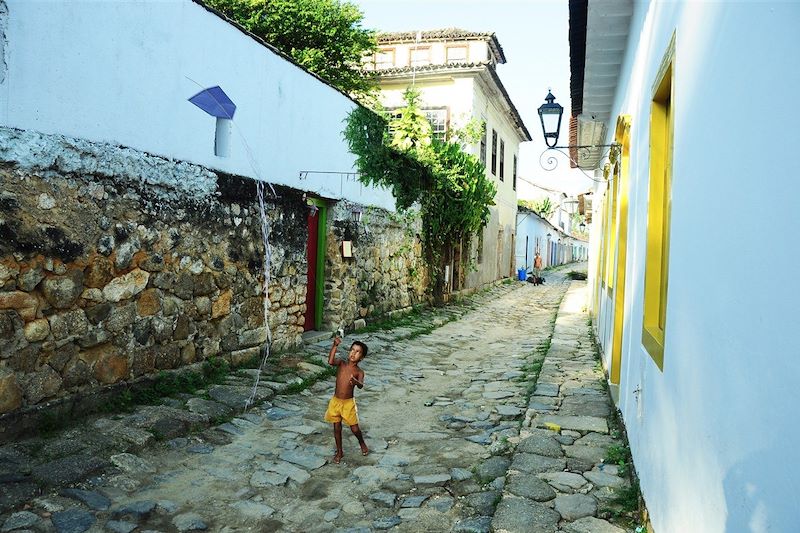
[537, 90, 619, 174]
[537, 90, 563, 149]
[579, 222, 586, 232]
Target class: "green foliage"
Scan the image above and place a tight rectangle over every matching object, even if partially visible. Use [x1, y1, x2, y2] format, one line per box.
[344, 87, 496, 303]
[343, 106, 431, 210]
[390, 87, 432, 151]
[571, 211, 587, 234]
[449, 117, 485, 147]
[519, 197, 555, 218]
[606, 444, 628, 465]
[205, 0, 377, 95]
[203, 356, 231, 382]
[611, 482, 641, 513]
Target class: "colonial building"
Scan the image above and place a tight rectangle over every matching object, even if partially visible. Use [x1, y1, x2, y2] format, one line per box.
[569, 1, 800, 531]
[365, 29, 532, 292]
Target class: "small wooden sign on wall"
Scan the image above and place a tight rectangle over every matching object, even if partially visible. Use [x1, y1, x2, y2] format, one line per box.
[341, 241, 353, 258]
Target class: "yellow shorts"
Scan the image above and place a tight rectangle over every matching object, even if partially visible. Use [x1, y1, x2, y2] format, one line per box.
[324, 396, 359, 426]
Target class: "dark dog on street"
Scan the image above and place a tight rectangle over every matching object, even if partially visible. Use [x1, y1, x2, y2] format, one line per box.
[527, 275, 545, 286]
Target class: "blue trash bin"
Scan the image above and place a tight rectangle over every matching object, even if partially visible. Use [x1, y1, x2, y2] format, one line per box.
[517, 268, 526, 281]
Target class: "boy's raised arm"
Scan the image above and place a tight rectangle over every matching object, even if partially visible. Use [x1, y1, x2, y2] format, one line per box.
[328, 336, 342, 366]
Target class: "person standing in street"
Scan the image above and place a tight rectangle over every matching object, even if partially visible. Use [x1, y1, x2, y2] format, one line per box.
[533, 251, 543, 283]
[324, 335, 369, 464]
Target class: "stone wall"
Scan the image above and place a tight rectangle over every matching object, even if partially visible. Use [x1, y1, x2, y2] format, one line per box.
[0, 128, 429, 418]
[322, 205, 426, 331]
[0, 128, 312, 417]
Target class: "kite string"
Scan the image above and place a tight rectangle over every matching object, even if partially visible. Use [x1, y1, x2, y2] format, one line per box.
[245, 180, 273, 411]
[184, 75, 275, 411]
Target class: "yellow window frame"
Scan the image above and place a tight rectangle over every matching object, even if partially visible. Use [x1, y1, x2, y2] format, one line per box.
[610, 115, 631, 384]
[594, 164, 611, 315]
[604, 158, 620, 290]
[642, 34, 675, 370]
[598, 164, 611, 286]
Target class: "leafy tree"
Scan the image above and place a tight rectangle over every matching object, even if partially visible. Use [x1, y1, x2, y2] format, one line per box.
[530, 197, 555, 218]
[344, 88, 496, 304]
[390, 88, 432, 151]
[205, 0, 377, 95]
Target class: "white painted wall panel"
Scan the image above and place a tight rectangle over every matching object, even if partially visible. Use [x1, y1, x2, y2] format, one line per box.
[1, 0, 394, 209]
[593, 1, 800, 531]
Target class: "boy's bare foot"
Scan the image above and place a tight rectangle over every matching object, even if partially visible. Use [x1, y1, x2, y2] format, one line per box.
[333, 452, 343, 464]
[360, 443, 369, 456]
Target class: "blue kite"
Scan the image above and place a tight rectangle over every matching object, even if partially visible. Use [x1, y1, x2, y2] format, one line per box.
[188, 86, 236, 119]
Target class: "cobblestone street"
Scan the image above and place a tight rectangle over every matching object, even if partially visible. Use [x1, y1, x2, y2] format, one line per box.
[1, 265, 633, 533]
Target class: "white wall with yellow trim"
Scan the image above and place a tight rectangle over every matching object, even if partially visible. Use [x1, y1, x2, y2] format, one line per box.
[589, 2, 800, 531]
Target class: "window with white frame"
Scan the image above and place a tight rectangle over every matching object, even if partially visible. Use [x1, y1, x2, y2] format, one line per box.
[446, 46, 468, 64]
[375, 48, 395, 69]
[512, 155, 518, 190]
[491, 130, 498, 175]
[423, 108, 448, 140]
[385, 109, 403, 137]
[385, 108, 447, 141]
[410, 46, 431, 67]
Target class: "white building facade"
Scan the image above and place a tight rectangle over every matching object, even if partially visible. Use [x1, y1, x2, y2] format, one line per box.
[366, 29, 531, 291]
[571, 2, 800, 531]
[515, 207, 587, 274]
[0, 0, 392, 210]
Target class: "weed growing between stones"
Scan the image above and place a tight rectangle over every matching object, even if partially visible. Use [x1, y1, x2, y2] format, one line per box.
[97, 357, 232, 415]
[31, 350, 336, 443]
[357, 307, 425, 333]
[610, 482, 641, 514]
[605, 444, 631, 477]
[354, 291, 480, 339]
[586, 321, 647, 530]
[283, 366, 337, 394]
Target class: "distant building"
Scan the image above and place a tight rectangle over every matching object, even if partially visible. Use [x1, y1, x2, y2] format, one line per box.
[515, 206, 586, 273]
[366, 29, 532, 292]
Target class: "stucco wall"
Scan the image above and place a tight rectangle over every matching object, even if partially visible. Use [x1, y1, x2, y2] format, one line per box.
[592, 2, 800, 531]
[0, 0, 394, 211]
[375, 40, 490, 69]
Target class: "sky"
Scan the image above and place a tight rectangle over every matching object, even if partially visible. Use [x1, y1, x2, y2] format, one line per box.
[355, 0, 594, 197]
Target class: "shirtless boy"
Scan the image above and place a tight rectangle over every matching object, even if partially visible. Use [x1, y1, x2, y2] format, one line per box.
[324, 335, 369, 464]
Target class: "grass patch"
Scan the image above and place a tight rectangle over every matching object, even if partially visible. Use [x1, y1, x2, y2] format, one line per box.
[611, 482, 641, 513]
[97, 356, 232, 415]
[283, 365, 337, 394]
[356, 307, 425, 334]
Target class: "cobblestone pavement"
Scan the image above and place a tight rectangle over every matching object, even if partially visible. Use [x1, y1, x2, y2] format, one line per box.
[1, 264, 633, 533]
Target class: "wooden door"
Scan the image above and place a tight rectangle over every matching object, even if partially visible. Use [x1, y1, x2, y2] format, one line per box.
[304, 209, 319, 331]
